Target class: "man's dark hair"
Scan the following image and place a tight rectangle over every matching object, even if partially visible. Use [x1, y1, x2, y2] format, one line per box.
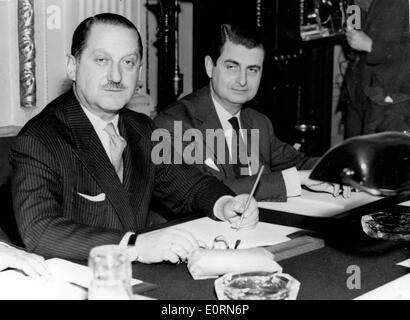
[71, 13, 143, 59]
[208, 24, 265, 64]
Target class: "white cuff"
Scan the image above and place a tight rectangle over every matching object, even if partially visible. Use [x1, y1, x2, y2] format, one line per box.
[282, 167, 302, 197]
[0, 243, 11, 272]
[119, 232, 140, 261]
[213, 195, 235, 221]
[119, 231, 135, 248]
[0, 242, 10, 248]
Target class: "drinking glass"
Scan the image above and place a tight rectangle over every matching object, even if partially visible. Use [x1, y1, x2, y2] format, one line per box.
[88, 245, 133, 300]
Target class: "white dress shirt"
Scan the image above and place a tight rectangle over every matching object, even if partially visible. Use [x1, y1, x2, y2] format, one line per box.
[80, 105, 120, 164]
[211, 93, 301, 197]
[212, 96, 244, 158]
[79, 105, 236, 253]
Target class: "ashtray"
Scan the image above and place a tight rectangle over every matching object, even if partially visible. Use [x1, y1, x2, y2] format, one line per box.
[361, 211, 410, 241]
[214, 272, 300, 300]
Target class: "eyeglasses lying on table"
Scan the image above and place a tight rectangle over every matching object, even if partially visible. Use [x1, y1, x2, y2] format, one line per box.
[177, 236, 242, 264]
[197, 236, 241, 250]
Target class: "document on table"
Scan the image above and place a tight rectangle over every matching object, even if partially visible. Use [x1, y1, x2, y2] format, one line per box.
[258, 189, 382, 218]
[0, 258, 143, 300]
[354, 273, 410, 300]
[0, 270, 86, 300]
[46, 258, 142, 288]
[164, 217, 302, 249]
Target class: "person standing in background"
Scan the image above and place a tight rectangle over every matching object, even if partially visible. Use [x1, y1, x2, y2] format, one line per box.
[343, 0, 410, 137]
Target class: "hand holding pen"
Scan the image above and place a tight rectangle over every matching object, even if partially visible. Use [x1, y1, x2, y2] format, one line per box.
[236, 165, 264, 231]
[218, 166, 264, 231]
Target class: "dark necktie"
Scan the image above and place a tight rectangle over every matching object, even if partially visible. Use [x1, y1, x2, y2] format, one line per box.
[104, 123, 127, 183]
[228, 116, 250, 177]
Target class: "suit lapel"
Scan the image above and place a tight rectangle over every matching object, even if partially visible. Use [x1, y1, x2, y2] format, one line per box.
[193, 87, 233, 179]
[119, 115, 149, 229]
[63, 91, 135, 231]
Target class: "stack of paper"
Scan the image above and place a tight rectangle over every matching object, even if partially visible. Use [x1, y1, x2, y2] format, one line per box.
[258, 189, 382, 218]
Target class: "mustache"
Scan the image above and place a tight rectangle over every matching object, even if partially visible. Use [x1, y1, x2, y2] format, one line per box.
[102, 81, 127, 90]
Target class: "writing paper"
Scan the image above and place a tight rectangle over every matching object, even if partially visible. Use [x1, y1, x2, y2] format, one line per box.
[46, 258, 142, 288]
[0, 258, 142, 300]
[355, 273, 410, 300]
[0, 269, 87, 300]
[258, 189, 382, 217]
[165, 217, 302, 249]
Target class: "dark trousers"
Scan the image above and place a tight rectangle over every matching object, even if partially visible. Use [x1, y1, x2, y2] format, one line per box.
[363, 100, 410, 134]
[344, 86, 369, 138]
[345, 96, 410, 138]
[344, 64, 410, 137]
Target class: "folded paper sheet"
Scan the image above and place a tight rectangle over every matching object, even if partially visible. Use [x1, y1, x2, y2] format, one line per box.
[166, 217, 302, 249]
[258, 189, 382, 218]
[0, 258, 142, 300]
[188, 248, 282, 280]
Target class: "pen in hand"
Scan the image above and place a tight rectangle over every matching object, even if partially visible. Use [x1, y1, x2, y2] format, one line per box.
[236, 165, 265, 232]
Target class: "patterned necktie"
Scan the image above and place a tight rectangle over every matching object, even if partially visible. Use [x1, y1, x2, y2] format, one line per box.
[104, 122, 127, 182]
[228, 116, 250, 177]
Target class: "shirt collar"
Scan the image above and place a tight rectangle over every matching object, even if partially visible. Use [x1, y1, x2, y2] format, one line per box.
[73, 84, 120, 134]
[80, 105, 120, 135]
[210, 90, 241, 125]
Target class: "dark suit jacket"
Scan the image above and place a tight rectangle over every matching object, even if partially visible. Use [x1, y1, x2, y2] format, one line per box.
[350, 0, 410, 105]
[10, 90, 234, 260]
[154, 86, 317, 202]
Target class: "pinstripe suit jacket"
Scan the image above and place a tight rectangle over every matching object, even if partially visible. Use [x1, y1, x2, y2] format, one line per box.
[155, 85, 317, 202]
[10, 90, 234, 260]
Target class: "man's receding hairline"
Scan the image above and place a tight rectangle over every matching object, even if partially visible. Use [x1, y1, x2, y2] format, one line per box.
[77, 22, 141, 59]
[88, 21, 141, 40]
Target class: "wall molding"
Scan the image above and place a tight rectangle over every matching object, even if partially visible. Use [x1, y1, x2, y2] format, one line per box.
[18, 0, 36, 109]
